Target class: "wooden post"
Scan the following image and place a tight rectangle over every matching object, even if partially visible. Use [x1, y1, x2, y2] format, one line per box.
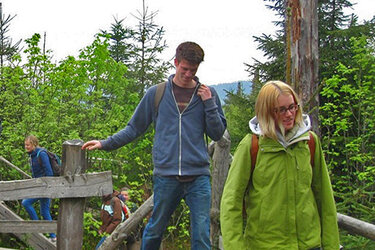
[210, 130, 231, 249]
[57, 139, 87, 249]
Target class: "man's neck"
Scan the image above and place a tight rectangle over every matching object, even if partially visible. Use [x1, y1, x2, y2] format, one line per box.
[173, 77, 197, 89]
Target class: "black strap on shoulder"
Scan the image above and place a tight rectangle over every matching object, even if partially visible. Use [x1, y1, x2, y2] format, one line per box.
[154, 82, 167, 116]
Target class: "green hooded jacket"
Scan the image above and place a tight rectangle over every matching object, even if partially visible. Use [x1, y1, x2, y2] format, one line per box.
[220, 115, 340, 250]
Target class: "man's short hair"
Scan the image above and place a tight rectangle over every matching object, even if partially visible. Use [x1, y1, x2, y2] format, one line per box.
[175, 42, 204, 65]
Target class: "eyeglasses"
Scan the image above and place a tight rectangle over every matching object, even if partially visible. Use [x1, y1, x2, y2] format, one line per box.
[274, 104, 299, 115]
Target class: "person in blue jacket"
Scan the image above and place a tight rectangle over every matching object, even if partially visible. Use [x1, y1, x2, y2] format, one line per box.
[82, 41, 227, 250]
[22, 135, 57, 242]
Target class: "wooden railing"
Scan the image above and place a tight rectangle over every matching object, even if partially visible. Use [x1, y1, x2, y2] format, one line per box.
[0, 140, 113, 249]
[1, 133, 375, 250]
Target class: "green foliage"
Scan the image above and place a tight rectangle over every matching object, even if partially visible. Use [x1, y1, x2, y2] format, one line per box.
[224, 80, 263, 152]
[101, 3, 172, 96]
[0, 32, 141, 247]
[224, 87, 253, 151]
[164, 200, 191, 249]
[320, 36, 375, 244]
[82, 212, 101, 249]
[0, 3, 179, 246]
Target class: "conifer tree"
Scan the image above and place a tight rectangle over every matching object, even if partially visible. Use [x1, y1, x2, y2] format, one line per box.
[102, 0, 172, 95]
[0, 2, 21, 67]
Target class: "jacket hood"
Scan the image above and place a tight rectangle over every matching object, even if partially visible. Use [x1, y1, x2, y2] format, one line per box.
[249, 114, 312, 147]
[102, 190, 120, 202]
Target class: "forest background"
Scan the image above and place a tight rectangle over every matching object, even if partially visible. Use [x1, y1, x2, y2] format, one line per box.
[1, 0, 375, 249]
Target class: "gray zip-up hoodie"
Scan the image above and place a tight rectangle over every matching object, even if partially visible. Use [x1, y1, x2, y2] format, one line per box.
[100, 74, 227, 176]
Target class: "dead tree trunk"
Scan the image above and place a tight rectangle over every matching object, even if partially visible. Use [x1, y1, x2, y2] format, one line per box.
[210, 130, 231, 249]
[287, 0, 320, 135]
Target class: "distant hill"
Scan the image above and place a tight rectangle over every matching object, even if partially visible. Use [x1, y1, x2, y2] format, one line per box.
[211, 81, 253, 104]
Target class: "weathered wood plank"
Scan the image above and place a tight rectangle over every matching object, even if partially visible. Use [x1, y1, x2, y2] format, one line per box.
[0, 201, 56, 249]
[99, 195, 154, 250]
[0, 171, 113, 200]
[0, 220, 57, 233]
[337, 212, 375, 241]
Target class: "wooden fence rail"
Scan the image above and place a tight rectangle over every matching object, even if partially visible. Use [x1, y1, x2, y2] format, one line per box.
[1, 134, 375, 250]
[0, 140, 113, 250]
[0, 201, 56, 250]
[0, 171, 113, 200]
[338, 213, 375, 241]
[0, 220, 57, 233]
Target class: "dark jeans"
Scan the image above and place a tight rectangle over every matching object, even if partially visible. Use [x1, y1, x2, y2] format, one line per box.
[141, 175, 211, 250]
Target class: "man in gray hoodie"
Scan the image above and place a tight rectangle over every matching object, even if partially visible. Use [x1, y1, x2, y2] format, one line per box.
[82, 41, 226, 250]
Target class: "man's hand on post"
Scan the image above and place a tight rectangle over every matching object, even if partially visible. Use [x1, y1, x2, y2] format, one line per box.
[82, 140, 102, 150]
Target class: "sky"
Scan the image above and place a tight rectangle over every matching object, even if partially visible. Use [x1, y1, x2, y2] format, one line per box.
[2, 0, 374, 85]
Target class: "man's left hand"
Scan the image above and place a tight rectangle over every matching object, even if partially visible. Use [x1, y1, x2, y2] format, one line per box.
[197, 84, 212, 101]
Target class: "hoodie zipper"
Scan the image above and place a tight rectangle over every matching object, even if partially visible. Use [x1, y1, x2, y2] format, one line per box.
[171, 83, 200, 176]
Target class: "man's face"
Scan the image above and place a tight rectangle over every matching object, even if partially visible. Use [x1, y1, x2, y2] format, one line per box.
[174, 59, 199, 87]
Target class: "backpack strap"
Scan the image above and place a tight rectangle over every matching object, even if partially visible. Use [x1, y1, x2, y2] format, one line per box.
[36, 149, 43, 165]
[250, 132, 316, 173]
[250, 134, 259, 174]
[154, 81, 167, 117]
[110, 197, 126, 221]
[243, 134, 259, 218]
[36, 148, 47, 168]
[308, 131, 316, 167]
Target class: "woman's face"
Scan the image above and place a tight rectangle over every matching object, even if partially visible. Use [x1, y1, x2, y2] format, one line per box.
[24, 139, 35, 153]
[274, 94, 298, 132]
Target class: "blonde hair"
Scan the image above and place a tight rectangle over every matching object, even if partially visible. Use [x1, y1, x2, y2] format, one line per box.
[25, 135, 39, 147]
[255, 80, 303, 140]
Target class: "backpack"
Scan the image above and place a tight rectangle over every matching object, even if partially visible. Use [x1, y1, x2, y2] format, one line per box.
[110, 195, 131, 222]
[37, 149, 62, 176]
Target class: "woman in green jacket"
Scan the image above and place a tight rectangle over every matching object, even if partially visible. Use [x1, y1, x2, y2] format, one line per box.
[220, 81, 340, 249]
